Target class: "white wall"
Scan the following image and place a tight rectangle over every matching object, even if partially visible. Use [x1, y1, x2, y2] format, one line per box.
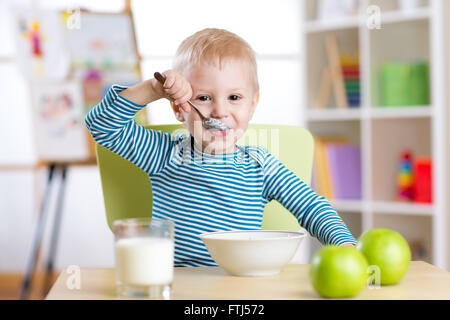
[0, 0, 307, 272]
[0, 167, 114, 272]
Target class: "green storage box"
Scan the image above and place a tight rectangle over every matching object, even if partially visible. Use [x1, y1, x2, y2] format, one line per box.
[379, 62, 430, 107]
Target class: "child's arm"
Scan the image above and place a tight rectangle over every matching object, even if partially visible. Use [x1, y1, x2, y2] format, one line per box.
[85, 70, 192, 175]
[118, 71, 192, 111]
[116, 78, 162, 106]
[262, 152, 357, 246]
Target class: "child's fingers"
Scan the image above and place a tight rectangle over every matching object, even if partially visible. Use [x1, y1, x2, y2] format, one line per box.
[174, 84, 192, 103]
[170, 87, 186, 101]
[177, 85, 192, 100]
[162, 70, 176, 89]
[160, 70, 192, 108]
[185, 84, 193, 100]
[173, 86, 192, 104]
[170, 83, 191, 101]
[179, 102, 191, 113]
[177, 93, 193, 113]
[164, 79, 186, 97]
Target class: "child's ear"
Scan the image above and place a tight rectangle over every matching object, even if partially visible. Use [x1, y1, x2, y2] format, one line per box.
[170, 101, 185, 122]
[249, 91, 259, 120]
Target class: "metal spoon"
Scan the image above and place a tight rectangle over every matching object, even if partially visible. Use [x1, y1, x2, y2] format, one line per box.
[154, 72, 229, 131]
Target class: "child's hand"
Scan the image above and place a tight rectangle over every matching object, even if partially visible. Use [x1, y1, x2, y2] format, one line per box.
[153, 70, 192, 113]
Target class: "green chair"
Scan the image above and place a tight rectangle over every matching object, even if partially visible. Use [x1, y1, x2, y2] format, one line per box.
[96, 124, 314, 233]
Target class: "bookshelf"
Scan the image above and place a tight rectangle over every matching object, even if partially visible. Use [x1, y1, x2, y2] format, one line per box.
[302, 0, 448, 269]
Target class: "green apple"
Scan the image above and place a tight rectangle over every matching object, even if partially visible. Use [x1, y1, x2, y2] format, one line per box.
[356, 228, 411, 285]
[309, 245, 369, 298]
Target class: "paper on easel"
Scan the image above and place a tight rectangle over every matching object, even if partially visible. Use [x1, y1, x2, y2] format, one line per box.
[66, 11, 147, 126]
[12, 6, 70, 80]
[32, 81, 89, 162]
[65, 12, 138, 71]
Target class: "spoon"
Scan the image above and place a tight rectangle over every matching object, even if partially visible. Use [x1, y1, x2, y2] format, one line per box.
[154, 72, 229, 131]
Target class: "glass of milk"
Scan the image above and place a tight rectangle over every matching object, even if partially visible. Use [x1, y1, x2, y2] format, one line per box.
[113, 218, 174, 299]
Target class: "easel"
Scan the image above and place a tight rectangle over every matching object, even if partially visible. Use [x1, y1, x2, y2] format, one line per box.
[19, 1, 145, 299]
[314, 35, 348, 109]
[18, 160, 96, 300]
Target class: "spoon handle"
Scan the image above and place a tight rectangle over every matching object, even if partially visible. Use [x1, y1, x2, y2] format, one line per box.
[153, 72, 204, 120]
[153, 72, 166, 85]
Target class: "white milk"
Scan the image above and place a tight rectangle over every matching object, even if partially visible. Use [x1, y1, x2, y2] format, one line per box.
[115, 237, 174, 286]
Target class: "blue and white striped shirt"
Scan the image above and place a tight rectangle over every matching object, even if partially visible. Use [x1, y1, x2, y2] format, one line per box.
[85, 85, 357, 267]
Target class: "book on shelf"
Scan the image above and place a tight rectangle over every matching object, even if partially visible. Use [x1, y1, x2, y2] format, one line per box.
[312, 136, 362, 200]
[341, 54, 360, 108]
[314, 35, 360, 110]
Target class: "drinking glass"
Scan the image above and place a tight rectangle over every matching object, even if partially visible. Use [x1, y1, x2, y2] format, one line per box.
[113, 218, 174, 299]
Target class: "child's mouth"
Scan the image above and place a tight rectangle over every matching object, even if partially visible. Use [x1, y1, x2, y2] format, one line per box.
[208, 129, 230, 137]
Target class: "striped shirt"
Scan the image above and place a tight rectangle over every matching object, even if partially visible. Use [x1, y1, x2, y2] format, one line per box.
[85, 85, 357, 267]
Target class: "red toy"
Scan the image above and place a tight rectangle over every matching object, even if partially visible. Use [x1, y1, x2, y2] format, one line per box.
[397, 151, 414, 201]
[412, 157, 432, 203]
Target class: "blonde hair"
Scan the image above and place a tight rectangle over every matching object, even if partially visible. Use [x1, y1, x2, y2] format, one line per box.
[173, 28, 259, 92]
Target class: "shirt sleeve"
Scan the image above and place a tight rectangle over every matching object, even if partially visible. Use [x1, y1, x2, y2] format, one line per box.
[262, 151, 357, 246]
[84, 84, 174, 176]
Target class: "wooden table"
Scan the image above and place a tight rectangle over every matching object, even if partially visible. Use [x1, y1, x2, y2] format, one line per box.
[45, 261, 450, 300]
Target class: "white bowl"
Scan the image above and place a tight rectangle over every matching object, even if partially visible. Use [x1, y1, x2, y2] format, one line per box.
[200, 230, 305, 277]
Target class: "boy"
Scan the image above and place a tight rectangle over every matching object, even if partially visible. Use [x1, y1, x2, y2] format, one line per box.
[85, 28, 356, 267]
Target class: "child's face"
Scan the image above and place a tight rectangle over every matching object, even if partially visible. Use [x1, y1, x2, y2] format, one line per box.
[172, 59, 259, 154]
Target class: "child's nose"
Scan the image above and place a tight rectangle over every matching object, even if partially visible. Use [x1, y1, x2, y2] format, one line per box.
[209, 102, 228, 119]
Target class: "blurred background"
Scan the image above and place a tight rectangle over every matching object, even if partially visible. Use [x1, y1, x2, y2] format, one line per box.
[0, 0, 449, 299]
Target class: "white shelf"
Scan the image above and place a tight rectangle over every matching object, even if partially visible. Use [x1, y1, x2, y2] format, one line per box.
[380, 7, 431, 25]
[304, 8, 431, 34]
[330, 199, 434, 216]
[370, 201, 434, 216]
[329, 199, 363, 212]
[302, 0, 448, 269]
[304, 16, 359, 33]
[370, 106, 433, 119]
[307, 106, 433, 121]
[307, 108, 361, 121]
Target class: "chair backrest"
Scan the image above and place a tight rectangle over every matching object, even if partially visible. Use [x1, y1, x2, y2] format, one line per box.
[96, 124, 314, 232]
